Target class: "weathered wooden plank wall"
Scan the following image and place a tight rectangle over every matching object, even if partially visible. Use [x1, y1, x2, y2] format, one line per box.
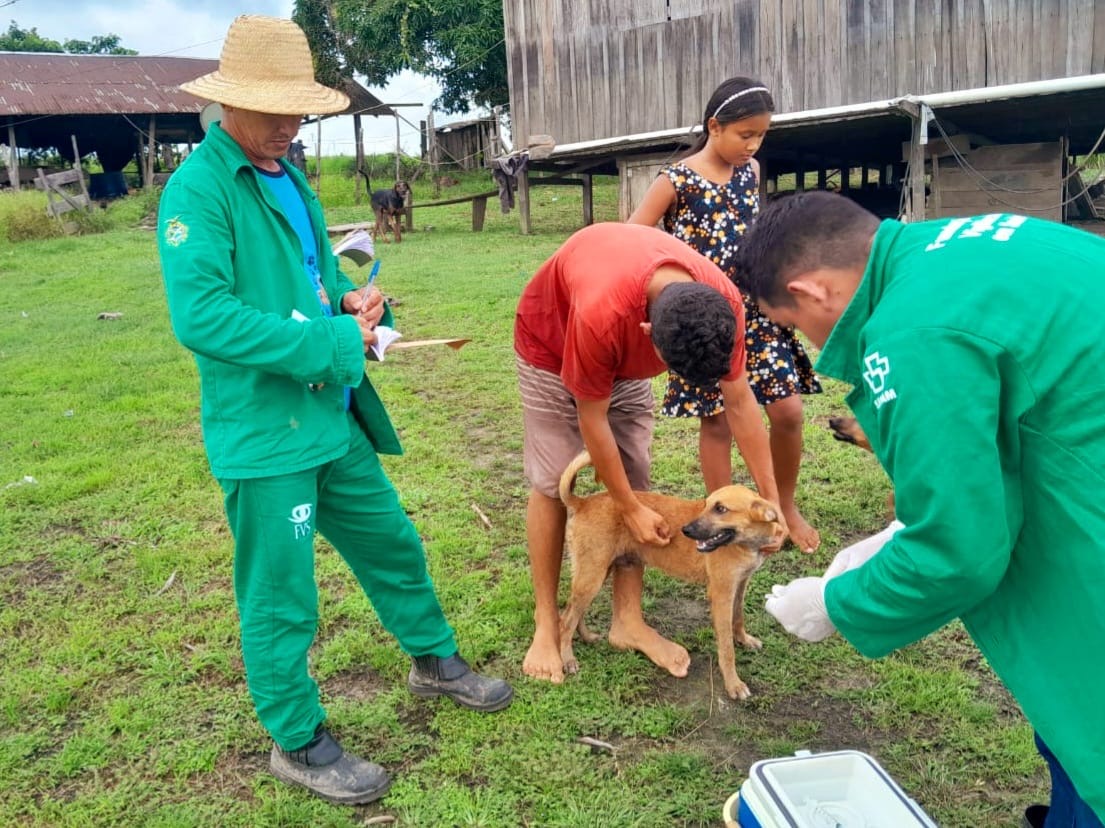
[504, 0, 1105, 145]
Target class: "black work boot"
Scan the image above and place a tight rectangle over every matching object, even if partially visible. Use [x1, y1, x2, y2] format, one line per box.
[269, 724, 391, 805]
[408, 652, 514, 712]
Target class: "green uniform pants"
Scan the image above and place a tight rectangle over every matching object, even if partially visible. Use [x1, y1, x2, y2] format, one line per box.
[219, 417, 457, 751]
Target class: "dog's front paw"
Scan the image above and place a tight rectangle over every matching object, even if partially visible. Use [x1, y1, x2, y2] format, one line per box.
[735, 632, 763, 650]
[561, 653, 580, 675]
[726, 678, 752, 700]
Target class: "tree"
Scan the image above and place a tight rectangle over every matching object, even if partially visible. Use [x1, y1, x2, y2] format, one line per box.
[63, 34, 138, 56]
[1, 21, 137, 54]
[294, 0, 508, 115]
[1, 21, 63, 52]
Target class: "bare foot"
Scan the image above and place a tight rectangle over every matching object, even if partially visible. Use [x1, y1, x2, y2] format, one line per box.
[784, 507, 820, 554]
[523, 632, 564, 684]
[608, 621, 690, 677]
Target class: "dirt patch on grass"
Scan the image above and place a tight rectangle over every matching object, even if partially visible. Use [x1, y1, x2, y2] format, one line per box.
[1, 554, 65, 591]
[324, 668, 394, 704]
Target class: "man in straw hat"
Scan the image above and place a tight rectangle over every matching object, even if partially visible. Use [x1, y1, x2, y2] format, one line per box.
[157, 15, 513, 806]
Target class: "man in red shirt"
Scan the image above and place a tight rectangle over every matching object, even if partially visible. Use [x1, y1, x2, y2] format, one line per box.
[515, 222, 781, 684]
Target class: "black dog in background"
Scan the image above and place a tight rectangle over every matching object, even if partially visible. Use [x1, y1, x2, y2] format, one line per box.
[371, 180, 410, 244]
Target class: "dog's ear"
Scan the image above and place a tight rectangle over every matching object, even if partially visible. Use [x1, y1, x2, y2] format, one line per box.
[750, 499, 779, 524]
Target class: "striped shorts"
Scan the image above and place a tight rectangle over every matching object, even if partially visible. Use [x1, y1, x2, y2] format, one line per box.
[516, 355, 654, 498]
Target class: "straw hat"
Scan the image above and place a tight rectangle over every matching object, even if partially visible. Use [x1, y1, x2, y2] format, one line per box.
[181, 15, 349, 115]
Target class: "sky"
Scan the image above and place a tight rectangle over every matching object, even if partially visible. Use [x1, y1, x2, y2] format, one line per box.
[5, 0, 455, 155]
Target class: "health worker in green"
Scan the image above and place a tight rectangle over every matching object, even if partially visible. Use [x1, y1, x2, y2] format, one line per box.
[741, 191, 1104, 828]
[157, 15, 512, 807]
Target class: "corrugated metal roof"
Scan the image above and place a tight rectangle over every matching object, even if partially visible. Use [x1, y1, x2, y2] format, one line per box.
[0, 53, 397, 119]
[0, 53, 217, 116]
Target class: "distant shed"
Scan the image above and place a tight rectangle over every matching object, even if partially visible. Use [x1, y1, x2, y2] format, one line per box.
[431, 116, 498, 170]
[0, 53, 217, 185]
[502, 0, 1105, 229]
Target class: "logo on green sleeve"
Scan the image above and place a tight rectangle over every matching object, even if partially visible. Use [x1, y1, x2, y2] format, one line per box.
[863, 351, 898, 409]
[163, 217, 189, 247]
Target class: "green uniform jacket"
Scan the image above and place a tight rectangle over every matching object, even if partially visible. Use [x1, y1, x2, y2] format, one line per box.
[157, 122, 402, 479]
[818, 215, 1105, 817]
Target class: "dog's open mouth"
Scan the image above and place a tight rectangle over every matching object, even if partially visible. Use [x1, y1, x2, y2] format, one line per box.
[694, 529, 736, 553]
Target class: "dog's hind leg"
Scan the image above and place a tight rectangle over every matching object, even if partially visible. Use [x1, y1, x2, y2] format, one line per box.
[558, 546, 613, 675]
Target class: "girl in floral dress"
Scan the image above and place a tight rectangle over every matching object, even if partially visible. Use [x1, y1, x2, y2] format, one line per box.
[629, 77, 822, 553]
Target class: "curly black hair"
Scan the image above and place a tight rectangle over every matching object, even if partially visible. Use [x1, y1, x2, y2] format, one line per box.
[649, 282, 736, 387]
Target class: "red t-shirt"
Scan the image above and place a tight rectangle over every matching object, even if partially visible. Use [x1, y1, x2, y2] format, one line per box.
[514, 222, 746, 400]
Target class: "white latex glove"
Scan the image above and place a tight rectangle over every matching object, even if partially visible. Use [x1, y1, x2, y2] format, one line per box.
[764, 577, 835, 642]
[822, 520, 904, 579]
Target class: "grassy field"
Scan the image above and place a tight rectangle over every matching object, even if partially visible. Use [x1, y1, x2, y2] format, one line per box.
[0, 165, 1046, 827]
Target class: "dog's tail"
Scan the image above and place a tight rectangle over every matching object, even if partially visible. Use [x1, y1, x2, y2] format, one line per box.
[558, 450, 592, 511]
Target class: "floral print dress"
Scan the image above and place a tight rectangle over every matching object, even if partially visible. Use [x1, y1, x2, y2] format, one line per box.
[659, 161, 821, 416]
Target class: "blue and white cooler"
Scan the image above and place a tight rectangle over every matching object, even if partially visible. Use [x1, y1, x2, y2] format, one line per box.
[722, 750, 938, 827]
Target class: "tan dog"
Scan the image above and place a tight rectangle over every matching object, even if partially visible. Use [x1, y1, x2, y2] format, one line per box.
[557, 451, 784, 700]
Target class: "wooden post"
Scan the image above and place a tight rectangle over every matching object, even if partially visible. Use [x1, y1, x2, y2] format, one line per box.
[517, 169, 531, 235]
[353, 113, 364, 206]
[909, 113, 927, 222]
[817, 166, 827, 190]
[145, 115, 156, 189]
[394, 116, 401, 183]
[931, 155, 942, 216]
[758, 158, 769, 203]
[796, 158, 806, 191]
[426, 109, 440, 199]
[581, 174, 594, 226]
[472, 195, 488, 231]
[7, 124, 20, 191]
[70, 135, 89, 205]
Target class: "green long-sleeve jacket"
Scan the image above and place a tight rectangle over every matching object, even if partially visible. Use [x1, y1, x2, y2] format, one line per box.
[157, 122, 401, 479]
[819, 215, 1105, 817]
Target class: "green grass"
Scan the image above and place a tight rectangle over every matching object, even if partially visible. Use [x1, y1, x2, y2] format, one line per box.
[0, 165, 1045, 826]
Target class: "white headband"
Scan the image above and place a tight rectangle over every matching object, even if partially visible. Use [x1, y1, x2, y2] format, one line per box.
[711, 87, 770, 120]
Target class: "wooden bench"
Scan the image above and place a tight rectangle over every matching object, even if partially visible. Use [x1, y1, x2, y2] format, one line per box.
[406, 190, 499, 232]
[328, 189, 501, 237]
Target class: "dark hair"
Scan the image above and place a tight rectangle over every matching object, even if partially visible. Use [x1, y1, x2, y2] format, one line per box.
[736, 191, 880, 308]
[649, 282, 736, 386]
[687, 76, 775, 154]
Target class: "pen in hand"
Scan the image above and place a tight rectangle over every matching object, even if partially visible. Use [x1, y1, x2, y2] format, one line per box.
[359, 260, 381, 313]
